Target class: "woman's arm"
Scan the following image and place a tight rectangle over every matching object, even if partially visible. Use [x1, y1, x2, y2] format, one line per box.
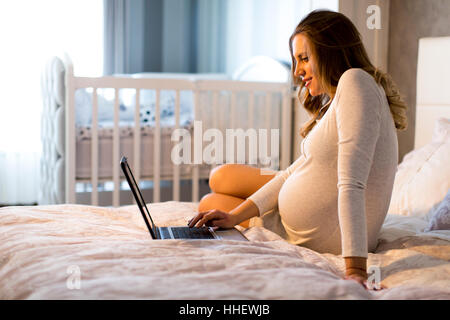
[229, 198, 260, 224]
[334, 69, 383, 259]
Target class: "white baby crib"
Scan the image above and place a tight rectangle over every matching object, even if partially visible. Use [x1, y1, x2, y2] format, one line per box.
[40, 55, 296, 207]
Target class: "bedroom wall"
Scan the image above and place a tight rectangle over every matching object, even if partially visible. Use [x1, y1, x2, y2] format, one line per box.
[388, 0, 450, 162]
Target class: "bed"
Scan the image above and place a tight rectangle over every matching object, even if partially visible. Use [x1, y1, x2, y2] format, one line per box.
[1, 37, 449, 300]
[39, 55, 294, 206]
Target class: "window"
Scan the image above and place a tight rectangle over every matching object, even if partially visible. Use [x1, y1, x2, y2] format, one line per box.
[0, 0, 103, 204]
[0, 0, 103, 152]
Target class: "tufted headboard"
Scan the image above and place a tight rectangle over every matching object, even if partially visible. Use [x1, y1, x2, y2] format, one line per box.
[39, 56, 66, 204]
[414, 36, 450, 149]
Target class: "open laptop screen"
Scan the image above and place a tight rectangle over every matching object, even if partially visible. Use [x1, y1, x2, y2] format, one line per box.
[120, 156, 157, 238]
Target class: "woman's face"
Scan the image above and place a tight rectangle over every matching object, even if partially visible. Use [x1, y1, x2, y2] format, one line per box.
[292, 33, 324, 96]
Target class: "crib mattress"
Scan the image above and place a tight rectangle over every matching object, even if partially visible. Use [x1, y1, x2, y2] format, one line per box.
[76, 122, 212, 179]
[75, 117, 278, 180]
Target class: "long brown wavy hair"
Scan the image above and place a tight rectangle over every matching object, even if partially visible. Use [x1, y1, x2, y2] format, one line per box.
[289, 9, 408, 138]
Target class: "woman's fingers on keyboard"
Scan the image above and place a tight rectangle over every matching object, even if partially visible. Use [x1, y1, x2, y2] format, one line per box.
[194, 211, 213, 228]
[196, 210, 225, 228]
[188, 211, 208, 228]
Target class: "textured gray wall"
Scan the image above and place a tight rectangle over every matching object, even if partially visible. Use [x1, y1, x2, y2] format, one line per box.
[388, 0, 450, 162]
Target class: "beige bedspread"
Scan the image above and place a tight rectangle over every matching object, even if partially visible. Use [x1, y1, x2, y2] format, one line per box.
[0, 202, 449, 299]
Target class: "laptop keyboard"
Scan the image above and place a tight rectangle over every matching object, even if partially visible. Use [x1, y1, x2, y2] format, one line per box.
[166, 226, 215, 239]
[160, 227, 171, 239]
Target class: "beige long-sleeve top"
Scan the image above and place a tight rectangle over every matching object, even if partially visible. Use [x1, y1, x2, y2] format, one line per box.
[248, 68, 398, 258]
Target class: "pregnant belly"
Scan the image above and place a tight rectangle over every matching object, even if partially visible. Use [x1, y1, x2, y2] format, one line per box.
[278, 170, 338, 231]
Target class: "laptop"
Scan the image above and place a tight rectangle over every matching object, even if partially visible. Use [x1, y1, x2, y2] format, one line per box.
[120, 156, 248, 241]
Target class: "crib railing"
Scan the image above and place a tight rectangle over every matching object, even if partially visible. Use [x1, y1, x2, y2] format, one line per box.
[63, 55, 293, 207]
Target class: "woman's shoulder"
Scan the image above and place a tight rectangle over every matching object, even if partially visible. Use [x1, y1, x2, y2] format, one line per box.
[338, 68, 375, 87]
[336, 68, 382, 98]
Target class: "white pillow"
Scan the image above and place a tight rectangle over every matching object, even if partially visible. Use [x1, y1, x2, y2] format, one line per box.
[387, 117, 450, 217]
[75, 89, 134, 125]
[425, 188, 450, 231]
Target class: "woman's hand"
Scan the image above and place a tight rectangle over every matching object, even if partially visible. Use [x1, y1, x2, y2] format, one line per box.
[188, 209, 238, 229]
[344, 257, 370, 290]
[344, 273, 368, 289]
[344, 270, 385, 291]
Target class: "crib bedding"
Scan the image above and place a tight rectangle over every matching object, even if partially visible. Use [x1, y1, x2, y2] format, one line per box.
[75, 86, 282, 132]
[0, 202, 449, 299]
[75, 87, 195, 127]
[76, 128, 212, 179]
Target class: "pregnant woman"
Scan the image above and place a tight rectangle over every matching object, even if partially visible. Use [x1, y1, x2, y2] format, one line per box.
[189, 9, 407, 289]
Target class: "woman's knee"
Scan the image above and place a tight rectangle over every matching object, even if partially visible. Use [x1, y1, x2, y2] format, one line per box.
[208, 164, 238, 194]
[209, 163, 276, 198]
[198, 192, 216, 212]
[198, 192, 245, 212]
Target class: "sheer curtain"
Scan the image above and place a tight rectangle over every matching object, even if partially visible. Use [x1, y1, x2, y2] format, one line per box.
[0, 0, 103, 205]
[103, 0, 211, 75]
[103, 0, 338, 75]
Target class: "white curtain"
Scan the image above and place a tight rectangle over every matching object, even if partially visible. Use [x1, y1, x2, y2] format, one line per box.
[0, 153, 40, 205]
[103, 0, 149, 74]
[0, 0, 103, 205]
